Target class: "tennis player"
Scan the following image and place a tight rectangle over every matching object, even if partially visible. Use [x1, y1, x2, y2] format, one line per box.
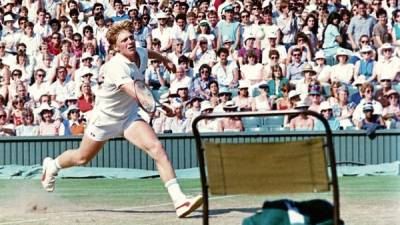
[41, 21, 203, 218]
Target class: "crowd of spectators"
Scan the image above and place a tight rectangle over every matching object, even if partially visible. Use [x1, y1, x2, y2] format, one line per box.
[1, 0, 400, 136]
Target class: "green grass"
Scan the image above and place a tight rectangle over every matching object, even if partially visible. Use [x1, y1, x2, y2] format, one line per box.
[0, 176, 399, 225]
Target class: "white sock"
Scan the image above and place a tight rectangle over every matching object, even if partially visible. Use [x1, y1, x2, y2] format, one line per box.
[165, 178, 186, 205]
[54, 157, 62, 172]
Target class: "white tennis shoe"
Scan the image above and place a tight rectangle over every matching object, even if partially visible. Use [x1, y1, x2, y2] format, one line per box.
[41, 157, 58, 192]
[175, 195, 203, 218]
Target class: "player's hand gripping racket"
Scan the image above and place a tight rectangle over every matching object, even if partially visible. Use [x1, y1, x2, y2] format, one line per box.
[133, 80, 174, 116]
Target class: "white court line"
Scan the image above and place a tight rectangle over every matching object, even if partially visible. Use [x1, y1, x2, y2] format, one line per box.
[0, 195, 239, 225]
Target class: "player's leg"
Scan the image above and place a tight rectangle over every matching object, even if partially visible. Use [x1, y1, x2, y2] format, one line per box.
[41, 134, 106, 192]
[123, 120, 202, 218]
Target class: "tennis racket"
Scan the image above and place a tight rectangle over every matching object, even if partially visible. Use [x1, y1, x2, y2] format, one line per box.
[133, 80, 172, 115]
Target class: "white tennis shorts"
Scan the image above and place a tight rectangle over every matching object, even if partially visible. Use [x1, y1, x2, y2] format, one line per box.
[85, 112, 143, 141]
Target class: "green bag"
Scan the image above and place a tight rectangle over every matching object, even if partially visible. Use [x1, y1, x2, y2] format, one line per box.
[242, 199, 343, 225]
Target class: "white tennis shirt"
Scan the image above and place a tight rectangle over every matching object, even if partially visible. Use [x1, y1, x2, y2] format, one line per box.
[90, 47, 148, 126]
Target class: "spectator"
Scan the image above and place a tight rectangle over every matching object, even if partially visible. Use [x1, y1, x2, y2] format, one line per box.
[353, 45, 376, 83]
[241, 50, 264, 92]
[252, 82, 272, 111]
[275, 84, 292, 110]
[276, 1, 297, 49]
[382, 89, 400, 128]
[77, 81, 94, 114]
[172, 13, 194, 53]
[347, 1, 376, 51]
[33, 9, 51, 39]
[68, 8, 87, 34]
[216, 4, 240, 49]
[314, 101, 340, 131]
[232, 80, 253, 112]
[259, 9, 281, 49]
[50, 66, 75, 107]
[12, 51, 34, 85]
[192, 64, 214, 100]
[165, 102, 190, 133]
[37, 103, 65, 136]
[15, 109, 38, 136]
[286, 47, 306, 85]
[261, 31, 287, 66]
[353, 83, 383, 125]
[82, 26, 97, 53]
[189, 36, 216, 74]
[64, 105, 85, 136]
[145, 59, 168, 90]
[132, 16, 152, 49]
[2, 13, 22, 53]
[71, 33, 84, 58]
[152, 12, 173, 52]
[0, 109, 15, 136]
[238, 33, 262, 65]
[169, 66, 192, 95]
[375, 75, 394, 108]
[168, 39, 185, 66]
[197, 100, 218, 132]
[111, 0, 130, 23]
[373, 8, 388, 49]
[287, 32, 313, 64]
[207, 80, 219, 104]
[10, 96, 26, 126]
[334, 85, 356, 129]
[330, 48, 354, 85]
[322, 12, 342, 65]
[392, 9, 400, 46]
[356, 102, 385, 130]
[289, 99, 314, 131]
[217, 101, 244, 132]
[214, 87, 232, 112]
[212, 48, 238, 89]
[307, 85, 323, 113]
[19, 21, 41, 58]
[373, 43, 400, 82]
[313, 51, 332, 85]
[268, 64, 289, 99]
[296, 64, 318, 100]
[196, 20, 215, 50]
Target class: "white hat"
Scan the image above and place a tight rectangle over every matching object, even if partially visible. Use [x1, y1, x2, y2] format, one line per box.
[2, 0, 13, 7]
[319, 101, 332, 113]
[64, 105, 80, 119]
[238, 80, 250, 89]
[336, 48, 349, 57]
[381, 43, 393, 50]
[380, 74, 393, 81]
[159, 92, 170, 104]
[156, 12, 169, 19]
[360, 45, 373, 53]
[3, 14, 14, 22]
[223, 100, 238, 111]
[176, 82, 189, 90]
[288, 90, 301, 99]
[314, 50, 325, 60]
[38, 103, 54, 114]
[198, 20, 210, 27]
[200, 101, 213, 112]
[295, 99, 309, 109]
[80, 67, 93, 76]
[244, 33, 256, 43]
[352, 75, 367, 86]
[65, 93, 78, 101]
[171, 102, 183, 109]
[81, 52, 93, 61]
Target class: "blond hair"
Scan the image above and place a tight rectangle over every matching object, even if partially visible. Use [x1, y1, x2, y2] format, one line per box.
[106, 21, 134, 50]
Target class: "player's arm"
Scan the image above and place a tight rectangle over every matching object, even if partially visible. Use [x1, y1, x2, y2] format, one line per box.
[148, 49, 176, 73]
[120, 81, 139, 102]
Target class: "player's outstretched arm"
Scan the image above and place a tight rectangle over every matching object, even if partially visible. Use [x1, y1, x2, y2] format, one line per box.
[120, 81, 139, 102]
[148, 49, 176, 73]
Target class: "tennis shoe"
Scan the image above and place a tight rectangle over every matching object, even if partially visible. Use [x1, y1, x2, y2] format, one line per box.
[41, 157, 58, 192]
[175, 195, 203, 218]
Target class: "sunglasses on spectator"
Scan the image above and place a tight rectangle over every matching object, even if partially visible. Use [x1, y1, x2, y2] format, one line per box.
[383, 49, 392, 52]
[219, 93, 230, 96]
[270, 56, 278, 59]
[293, 54, 301, 57]
[74, 39, 81, 42]
[0, 114, 6, 118]
[200, 70, 209, 74]
[241, 14, 250, 18]
[149, 2, 158, 5]
[13, 73, 22, 76]
[381, 79, 391, 82]
[0, 46, 5, 49]
[36, 73, 45, 77]
[321, 109, 332, 113]
[360, 40, 369, 43]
